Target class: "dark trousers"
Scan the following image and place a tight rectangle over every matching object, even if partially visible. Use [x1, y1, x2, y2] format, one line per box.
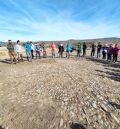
[36, 51, 40, 59]
[83, 49, 86, 56]
[91, 50, 95, 56]
[31, 50, 34, 59]
[113, 54, 118, 62]
[107, 53, 112, 61]
[59, 51, 63, 58]
[102, 52, 106, 59]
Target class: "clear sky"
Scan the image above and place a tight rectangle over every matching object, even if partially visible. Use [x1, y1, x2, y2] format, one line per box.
[0, 0, 120, 41]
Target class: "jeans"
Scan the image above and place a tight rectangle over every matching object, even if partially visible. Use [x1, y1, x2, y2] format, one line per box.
[26, 52, 32, 62]
[97, 51, 101, 58]
[77, 50, 81, 57]
[107, 53, 112, 61]
[36, 51, 40, 59]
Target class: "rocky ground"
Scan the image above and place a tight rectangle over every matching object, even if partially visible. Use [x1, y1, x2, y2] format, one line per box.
[0, 57, 120, 129]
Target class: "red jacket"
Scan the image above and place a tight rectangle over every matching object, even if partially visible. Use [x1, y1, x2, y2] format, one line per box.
[113, 47, 119, 55]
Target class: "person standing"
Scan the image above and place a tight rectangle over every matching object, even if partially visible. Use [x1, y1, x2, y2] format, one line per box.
[30, 42, 35, 59]
[77, 42, 81, 57]
[24, 42, 32, 62]
[7, 40, 17, 64]
[41, 42, 47, 58]
[50, 42, 56, 58]
[35, 43, 41, 59]
[83, 42, 87, 56]
[107, 44, 113, 61]
[91, 42, 96, 57]
[58, 44, 64, 58]
[15, 40, 23, 63]
[66, 43, 73, 58]
[102, 44, 108, 59]
[97, 42, 102, 58]
[113, 44, 120, 62]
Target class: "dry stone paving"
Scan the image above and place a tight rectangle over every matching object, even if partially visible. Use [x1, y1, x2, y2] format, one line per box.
[0, 58, 119, 129]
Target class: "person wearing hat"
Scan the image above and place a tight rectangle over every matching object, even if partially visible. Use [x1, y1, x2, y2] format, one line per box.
[7, 40, 17, 64]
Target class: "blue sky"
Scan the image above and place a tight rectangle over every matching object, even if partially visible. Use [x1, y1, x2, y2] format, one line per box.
[0, 0, 120, 41]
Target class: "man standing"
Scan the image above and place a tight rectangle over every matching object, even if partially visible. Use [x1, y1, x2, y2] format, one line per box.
[41, 42, 47, 58]
[24, 42, 32, 62]
[91, 42, 96, 57]
[30, 42, 35, 59]
[35, 43, 41, 59]
[97, 42, 102, 58]
[7, 40, 17, 64]
[83, 42, 87, 56]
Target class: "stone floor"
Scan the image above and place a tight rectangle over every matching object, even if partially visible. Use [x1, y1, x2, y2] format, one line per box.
[0, 57, 120, 129]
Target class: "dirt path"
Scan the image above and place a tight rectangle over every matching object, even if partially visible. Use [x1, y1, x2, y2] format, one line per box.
[0, 58, 120, 129]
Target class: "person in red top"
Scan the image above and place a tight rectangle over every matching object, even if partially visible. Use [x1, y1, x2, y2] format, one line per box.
[50, 42, 56, 58]
[113, 44, 120, 62]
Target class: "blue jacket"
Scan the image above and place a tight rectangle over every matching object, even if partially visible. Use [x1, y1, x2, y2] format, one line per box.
[66, 44, 72, 51]
[24, 43, 32, 52]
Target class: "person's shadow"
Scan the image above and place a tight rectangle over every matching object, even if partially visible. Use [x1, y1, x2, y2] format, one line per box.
[0, 126, 4, 129]
[0, 59, 11, 64]
[70, 123, 86, 129]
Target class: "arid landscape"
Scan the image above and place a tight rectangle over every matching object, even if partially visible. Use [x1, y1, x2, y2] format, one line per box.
[0, 47, 120, 129]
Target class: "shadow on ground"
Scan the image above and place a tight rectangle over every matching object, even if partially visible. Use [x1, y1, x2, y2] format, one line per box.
[0, 126, 4, 129]
[86, 57, 120, 68]
[86, 57, 120, 82]
[108, 102, 120, 109]
[70, 123, 86, 129]
[95, 69, 120, 82]
[0, 59, 11, 64]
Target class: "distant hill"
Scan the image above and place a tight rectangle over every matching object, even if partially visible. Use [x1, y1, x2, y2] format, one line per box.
[34, 37, 120, 47]
[0, 41, 6, 47]
[0, 37, 120, 47]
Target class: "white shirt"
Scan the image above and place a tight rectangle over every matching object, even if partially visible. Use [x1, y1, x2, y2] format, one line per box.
[15, 44, 22, 53]
[31, 44, 35, 50]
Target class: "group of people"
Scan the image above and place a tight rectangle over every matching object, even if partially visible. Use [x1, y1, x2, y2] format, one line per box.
[6, 40, 119, 64]
[91, 42, 120, 62]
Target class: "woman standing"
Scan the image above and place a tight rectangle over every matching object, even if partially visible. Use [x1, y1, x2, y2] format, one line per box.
[15, 40, 23, 63]
[50, 42, 56, 58]
[113, 44, 120, 62]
